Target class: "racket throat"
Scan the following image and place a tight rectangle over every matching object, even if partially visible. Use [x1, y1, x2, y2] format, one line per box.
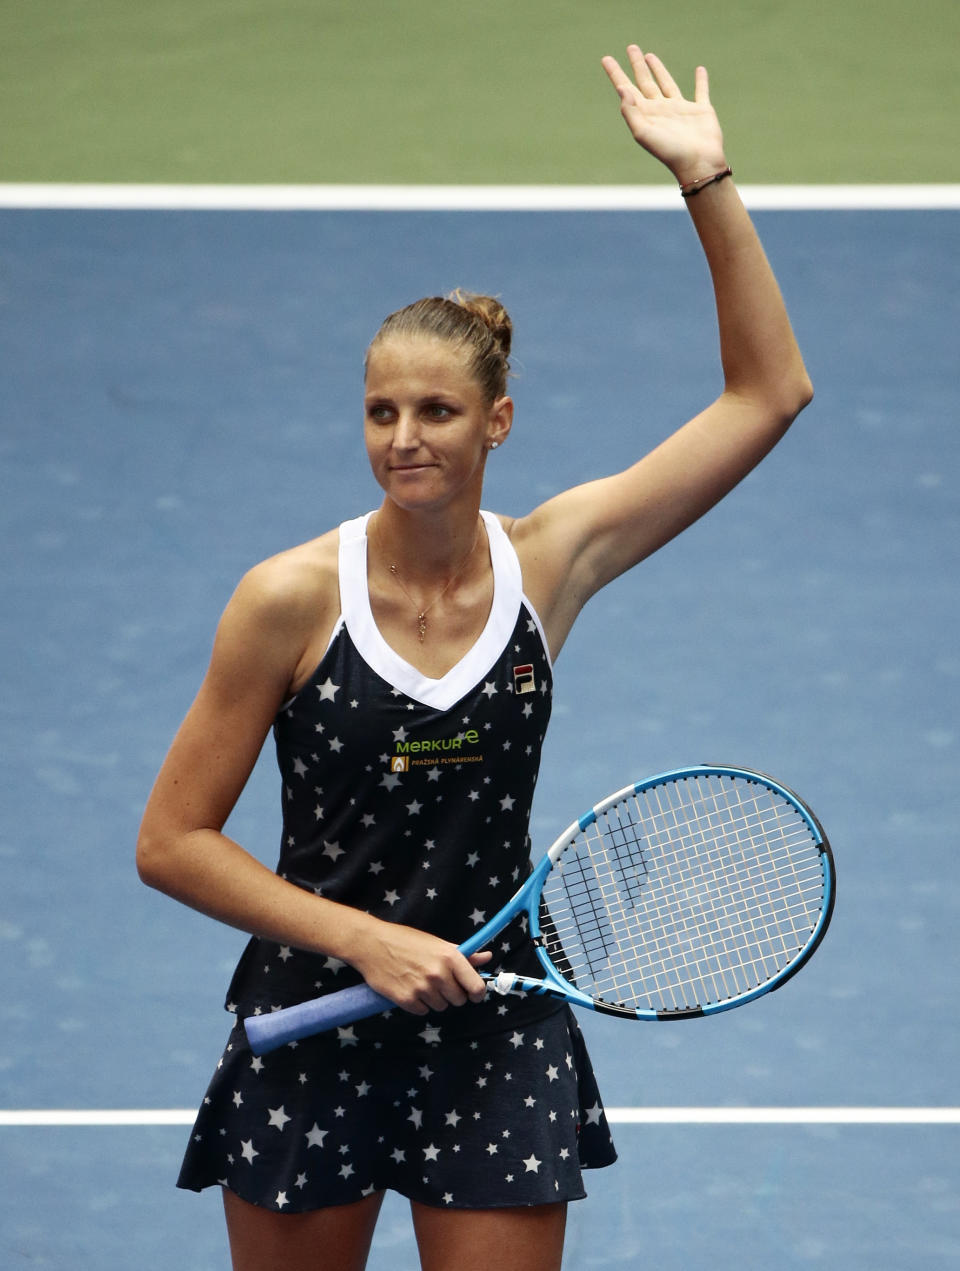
[489, 971, 521, 996]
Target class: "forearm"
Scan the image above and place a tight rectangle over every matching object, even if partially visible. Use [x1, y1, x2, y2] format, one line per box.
[137, 825, 376, 963]
[137, 826, 488, 1012]
[684, 175, 813, 416]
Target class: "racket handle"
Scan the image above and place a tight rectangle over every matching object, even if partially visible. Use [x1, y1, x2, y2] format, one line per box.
[243, 983, 394, 1055]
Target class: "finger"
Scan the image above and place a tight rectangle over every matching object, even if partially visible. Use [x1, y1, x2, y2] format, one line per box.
[465, 950, 492, 1002]
[600, 54, 635, 100]
[694, 64, 710, 105]
[626, 44, 663, 98]
[401, 995, 431, 1016]
[643, 52, 683, 98]
[411, 975, 465, 1012]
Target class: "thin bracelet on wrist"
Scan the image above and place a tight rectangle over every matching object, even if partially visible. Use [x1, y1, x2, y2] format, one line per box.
[679, 167, 733, 198]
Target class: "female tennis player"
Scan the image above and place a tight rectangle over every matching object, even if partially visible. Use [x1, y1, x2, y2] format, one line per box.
[137, 44, 812, 1271]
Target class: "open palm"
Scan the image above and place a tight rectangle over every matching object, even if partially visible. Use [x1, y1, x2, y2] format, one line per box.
[601, 46, 726, 185]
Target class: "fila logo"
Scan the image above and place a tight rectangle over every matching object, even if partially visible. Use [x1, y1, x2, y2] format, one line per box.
[513, 664, 536, 695]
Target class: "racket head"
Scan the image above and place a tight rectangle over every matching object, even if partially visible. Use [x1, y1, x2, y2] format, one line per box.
[528, 765, 835, 1020]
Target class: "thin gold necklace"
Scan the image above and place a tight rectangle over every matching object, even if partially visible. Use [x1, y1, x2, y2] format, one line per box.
[375, 519, 482, 643]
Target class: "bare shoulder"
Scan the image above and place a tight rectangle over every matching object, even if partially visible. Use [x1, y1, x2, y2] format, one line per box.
[495, 506, 590, 659]
[218, 529, 342, 697]
[238, 530, 340, 619]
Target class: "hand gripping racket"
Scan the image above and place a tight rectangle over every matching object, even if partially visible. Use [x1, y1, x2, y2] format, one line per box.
[244, 765, 835, 1055]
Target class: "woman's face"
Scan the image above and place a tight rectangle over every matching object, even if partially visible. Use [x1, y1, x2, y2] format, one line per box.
[364, 335, 511, 512]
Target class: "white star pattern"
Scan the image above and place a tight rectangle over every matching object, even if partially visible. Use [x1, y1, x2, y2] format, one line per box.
[317, 677, 339, 701]
[183, 595, 616, 1208]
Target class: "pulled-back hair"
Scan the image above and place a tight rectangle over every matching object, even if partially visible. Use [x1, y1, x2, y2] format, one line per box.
[366, 290, 513, 403]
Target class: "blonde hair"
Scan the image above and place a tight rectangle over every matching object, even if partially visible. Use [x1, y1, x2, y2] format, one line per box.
[366, 290, 513, 403]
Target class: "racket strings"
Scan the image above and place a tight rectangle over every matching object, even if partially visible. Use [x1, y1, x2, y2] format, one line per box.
[538, 774, 827, 1012]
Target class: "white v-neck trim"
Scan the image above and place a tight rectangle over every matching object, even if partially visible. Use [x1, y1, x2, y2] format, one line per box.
[338, 510, 533, 710]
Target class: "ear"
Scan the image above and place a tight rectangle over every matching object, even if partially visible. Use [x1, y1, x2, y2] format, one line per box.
[486, 396, 513, 451]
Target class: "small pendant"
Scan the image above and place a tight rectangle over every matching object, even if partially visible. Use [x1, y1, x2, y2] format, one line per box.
[417, 613, 427, 642]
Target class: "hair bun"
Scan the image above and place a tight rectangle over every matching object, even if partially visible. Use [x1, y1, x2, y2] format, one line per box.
[368, 291, 513, 402]
[448, 289, 513, 358]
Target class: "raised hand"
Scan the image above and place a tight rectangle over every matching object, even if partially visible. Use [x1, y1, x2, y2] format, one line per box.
[601, 45, 727, 187]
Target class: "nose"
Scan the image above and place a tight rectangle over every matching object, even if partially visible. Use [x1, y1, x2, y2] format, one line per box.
[392, 410, 421, 451]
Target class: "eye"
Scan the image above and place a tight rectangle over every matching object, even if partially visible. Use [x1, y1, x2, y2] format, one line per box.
[366, 404, 394, 423]
[424, 403, 454, 421]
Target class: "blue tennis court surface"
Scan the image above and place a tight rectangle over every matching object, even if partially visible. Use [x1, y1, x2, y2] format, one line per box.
[2, 203, 958, 1267]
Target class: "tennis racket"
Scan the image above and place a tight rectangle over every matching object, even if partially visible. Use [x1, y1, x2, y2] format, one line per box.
[244, 765, 835, 1055]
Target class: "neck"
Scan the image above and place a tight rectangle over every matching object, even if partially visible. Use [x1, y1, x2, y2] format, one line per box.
[371, 505, 484, 583]
[369, 507, 487, 645]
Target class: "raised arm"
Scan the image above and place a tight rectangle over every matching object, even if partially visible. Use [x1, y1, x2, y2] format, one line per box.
[511, 46, 812, 657]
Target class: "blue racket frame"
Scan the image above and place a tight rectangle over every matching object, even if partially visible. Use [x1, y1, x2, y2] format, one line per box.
[244, 764, 835, 1053]
[482, 765, 835, 1020]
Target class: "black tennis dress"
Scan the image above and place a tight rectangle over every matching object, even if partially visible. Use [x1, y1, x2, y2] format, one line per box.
[177, 511, 617, 1211]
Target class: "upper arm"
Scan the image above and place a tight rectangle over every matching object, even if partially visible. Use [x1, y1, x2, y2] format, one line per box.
[138, 555, 333, 848]
[511, 391, 800, 655]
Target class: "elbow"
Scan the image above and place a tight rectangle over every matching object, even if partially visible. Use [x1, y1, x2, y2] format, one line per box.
[770, 371, 814, 431]
[794, 372, 814, 415]
[786, 358, 815, 417]
[136, 827, 173, 893]
[136, 835, 159, 890]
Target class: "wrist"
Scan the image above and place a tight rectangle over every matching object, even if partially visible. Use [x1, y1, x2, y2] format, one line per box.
[679, 166, 733, 199]
[670, 155, 729, 189]
[313, 898, 381, 966]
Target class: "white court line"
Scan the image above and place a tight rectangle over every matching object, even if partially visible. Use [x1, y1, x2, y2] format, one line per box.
[606, 1107, 960, 1125]
[2, 1108, 959, 1127]
[0, 184, 959, 211]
